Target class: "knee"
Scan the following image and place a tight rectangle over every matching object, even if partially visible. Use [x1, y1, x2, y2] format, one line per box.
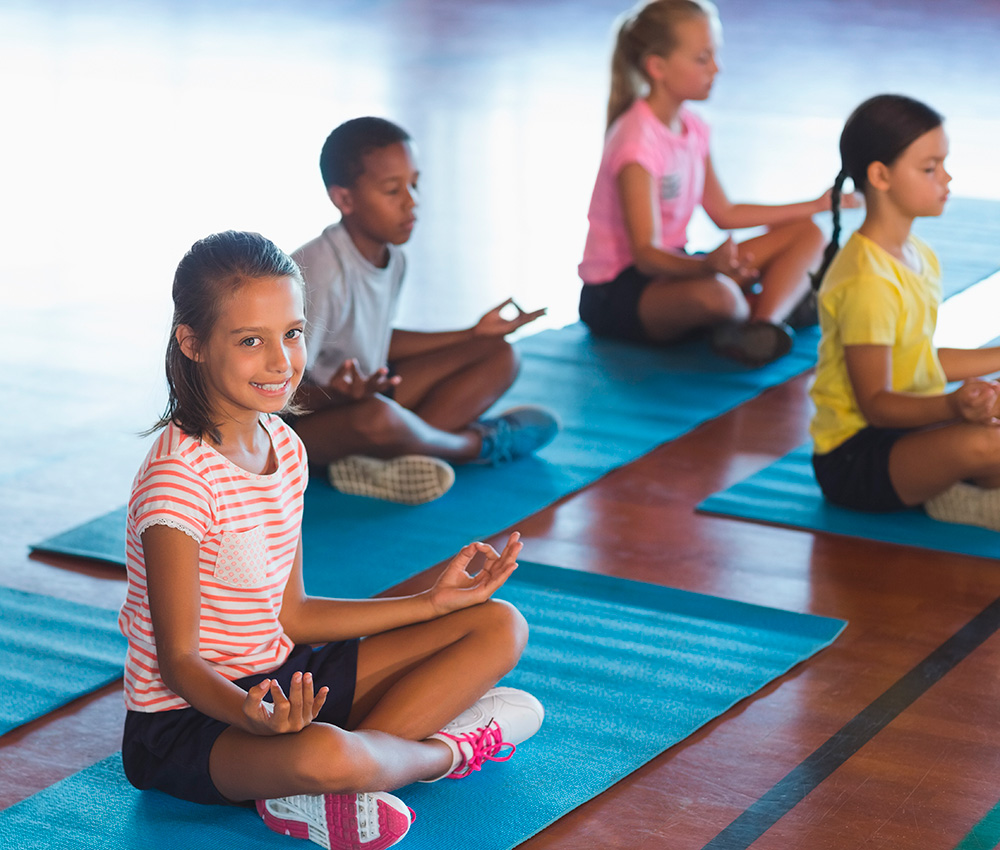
[482, 337, 519, 385]
[291, 726, 376, 793]
[962, 426, 1000, 469]
[344, 397, 409, 449]
[475, 598, 529, 667]
[704, 276, 750, 323]
[798, 218, 825, 254]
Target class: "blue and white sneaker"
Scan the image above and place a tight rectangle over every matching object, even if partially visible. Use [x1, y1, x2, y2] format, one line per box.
[473, 405, 560, 465]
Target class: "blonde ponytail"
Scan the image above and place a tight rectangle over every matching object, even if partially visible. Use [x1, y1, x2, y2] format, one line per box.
[607, 14, 643, 128]
[605, 0, 720, 130]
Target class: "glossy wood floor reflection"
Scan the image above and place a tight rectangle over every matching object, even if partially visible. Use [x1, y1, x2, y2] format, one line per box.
[3, 1, 1000, 848]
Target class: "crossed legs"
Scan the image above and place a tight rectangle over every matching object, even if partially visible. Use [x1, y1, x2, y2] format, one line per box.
[293, 336, 518, 464]
[890, 421, 1000, 505]
[636, 218, 824, 343]
[209, 599, 528, 801]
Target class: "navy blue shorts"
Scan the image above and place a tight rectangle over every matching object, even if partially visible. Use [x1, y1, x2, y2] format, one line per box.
[121, 639, 359, 806]
[579, 266, 654, 343]
[812, 426, 908, 512]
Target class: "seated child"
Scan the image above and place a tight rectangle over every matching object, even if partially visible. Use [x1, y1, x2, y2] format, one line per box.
[292, 117, 559, 505]
[122, 230, 545, 850]
[810, 93, 1000, 531]
[578, 0, 857, 366]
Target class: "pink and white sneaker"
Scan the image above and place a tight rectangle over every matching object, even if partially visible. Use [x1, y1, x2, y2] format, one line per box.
[426, 686, 544, 780]
[256, 791, 413, 850]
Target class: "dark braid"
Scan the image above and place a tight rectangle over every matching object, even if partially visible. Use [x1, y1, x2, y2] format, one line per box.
[810, 169, 848, 290]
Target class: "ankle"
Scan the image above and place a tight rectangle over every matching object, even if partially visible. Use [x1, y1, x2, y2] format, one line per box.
[423, 735, 460, 781]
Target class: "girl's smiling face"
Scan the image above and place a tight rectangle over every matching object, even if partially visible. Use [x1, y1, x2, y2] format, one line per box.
[879, 125, 952, 218]
[183, 275, 306, 427]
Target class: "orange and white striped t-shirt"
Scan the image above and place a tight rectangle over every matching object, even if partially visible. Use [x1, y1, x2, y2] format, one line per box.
[119, 415, 307, 712]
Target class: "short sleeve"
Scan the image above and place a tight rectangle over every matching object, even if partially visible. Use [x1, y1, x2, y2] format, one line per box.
[682, 108, 711, 162]
[295, 236, 343, 375]
[607, 123, 662, 180]
[834, 275, 902, 347]
[131, 458, 213, 542]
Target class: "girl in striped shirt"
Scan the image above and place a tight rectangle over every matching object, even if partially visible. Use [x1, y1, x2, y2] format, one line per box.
[119, 231, 544, 850]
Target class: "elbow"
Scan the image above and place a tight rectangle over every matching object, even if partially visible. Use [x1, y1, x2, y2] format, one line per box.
[858, 399, 898, 429]
[156, 650, 202, 702]
[630, 245, 661, 277]
[157, 651, 196, 700]
[863, 411, 893, 429]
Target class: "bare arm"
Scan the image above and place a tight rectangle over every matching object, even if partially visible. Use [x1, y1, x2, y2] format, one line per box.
[700, 155, 840, 231]
[279, 533, 523, 646]
[617, 162, 710, 278]
[844, 344, 998, 428]
[142, 525, 326, 735]
[389, 328, 474, 360]
[937, 347, 1000, 382]
[388, 301, 545, 361]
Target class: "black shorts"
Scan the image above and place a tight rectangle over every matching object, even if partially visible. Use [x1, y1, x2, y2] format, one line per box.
[812, 426, 908, 512]
[121, 639, 359, 806]
[579, 266, 654, 343]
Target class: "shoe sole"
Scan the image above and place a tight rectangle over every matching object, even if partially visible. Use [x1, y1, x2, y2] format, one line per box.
[328, 455, 455, 505]
[711, 321, 793, 367]
[257, 793, 413, 850]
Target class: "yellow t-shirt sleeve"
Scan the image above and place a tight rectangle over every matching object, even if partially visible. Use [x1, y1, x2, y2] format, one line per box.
[833, 274, 902, 348]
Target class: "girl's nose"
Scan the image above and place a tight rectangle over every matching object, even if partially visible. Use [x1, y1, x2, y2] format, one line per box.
[270, 344, 291, 372]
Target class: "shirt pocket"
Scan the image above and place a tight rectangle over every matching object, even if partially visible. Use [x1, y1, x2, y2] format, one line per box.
[213, 526, 269, 589]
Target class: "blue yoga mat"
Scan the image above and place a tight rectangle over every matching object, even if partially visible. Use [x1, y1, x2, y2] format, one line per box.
[0, 561, 845, 850]
[29, 321, 823, 598]
[698, 443, 1000, 560]
[0, 587, 127, 736]
[30, 196, 1000, 592]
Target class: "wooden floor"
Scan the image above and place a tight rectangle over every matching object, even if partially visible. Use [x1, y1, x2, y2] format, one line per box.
[3, 1, 1000, 847]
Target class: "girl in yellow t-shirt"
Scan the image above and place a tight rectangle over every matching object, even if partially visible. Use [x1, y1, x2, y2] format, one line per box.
[810, 94, 1000, 529]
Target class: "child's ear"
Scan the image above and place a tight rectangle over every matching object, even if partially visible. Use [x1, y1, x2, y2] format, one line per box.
[643, 53, 666, 83]
[175, 325, 202, 362]
[866, 161, 891, 192]
[327, 185, 353, 215]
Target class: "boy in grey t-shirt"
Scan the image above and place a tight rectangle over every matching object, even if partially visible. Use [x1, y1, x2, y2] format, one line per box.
[291, 117, 559, 505]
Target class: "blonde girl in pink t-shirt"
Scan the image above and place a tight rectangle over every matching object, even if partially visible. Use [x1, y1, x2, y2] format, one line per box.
[121, 230, 544, 850]
[579, 0, 858, 366]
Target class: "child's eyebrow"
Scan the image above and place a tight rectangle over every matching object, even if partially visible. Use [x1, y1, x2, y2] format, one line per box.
[378, 171, 420, 186]
[228, 319, 305, 335]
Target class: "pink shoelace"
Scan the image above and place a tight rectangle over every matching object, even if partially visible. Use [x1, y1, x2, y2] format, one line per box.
[442, 721, 516, 778]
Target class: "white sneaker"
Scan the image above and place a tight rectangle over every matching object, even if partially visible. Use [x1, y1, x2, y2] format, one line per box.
[256, 791, 413, 850]
[925, 481, 1000, 531]
[328, 455, 455, 505]
[424, 686, 544, 780]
